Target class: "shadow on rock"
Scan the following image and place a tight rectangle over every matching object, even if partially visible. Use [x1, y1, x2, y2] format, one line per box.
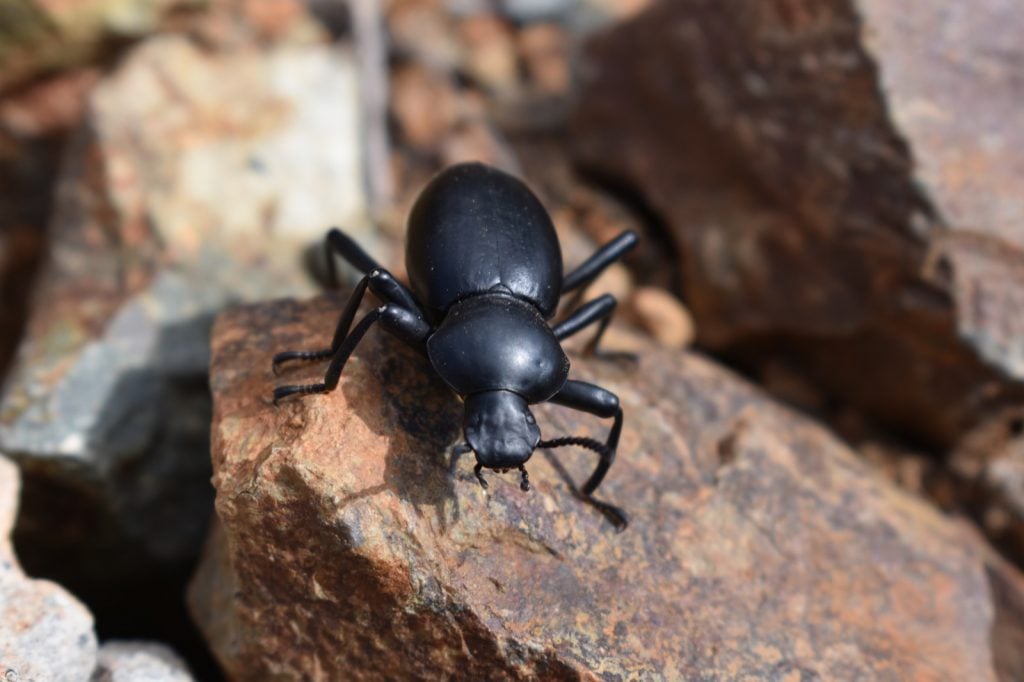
[341, 330, 462, 529]
[11, 314, 222, 680]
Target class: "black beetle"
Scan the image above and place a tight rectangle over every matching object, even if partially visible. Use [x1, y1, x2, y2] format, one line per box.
[272, 162, 637, 528]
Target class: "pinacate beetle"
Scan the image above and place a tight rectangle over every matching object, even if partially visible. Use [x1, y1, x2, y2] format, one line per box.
[272, 162, 637, 528]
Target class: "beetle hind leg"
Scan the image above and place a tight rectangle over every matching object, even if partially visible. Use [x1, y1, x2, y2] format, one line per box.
[325, 227, 382, 286]
[543, 380, 628, 530]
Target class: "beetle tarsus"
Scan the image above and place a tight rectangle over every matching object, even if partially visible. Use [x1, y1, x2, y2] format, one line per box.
[519, 466, 530, 492]
[272, 349, 332, 375]
[474, 463, 489, 489]
[273, 383, 326, 405]
[586, 496, 628, 531]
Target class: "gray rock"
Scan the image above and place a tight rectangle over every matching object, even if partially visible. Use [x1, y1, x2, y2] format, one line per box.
[0, 34, 372, 584]
[91, 642, 194, 682]
[0, 456, 98, 682]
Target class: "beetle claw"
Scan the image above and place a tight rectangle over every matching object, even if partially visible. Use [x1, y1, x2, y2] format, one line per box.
[519, 465, 530, 492]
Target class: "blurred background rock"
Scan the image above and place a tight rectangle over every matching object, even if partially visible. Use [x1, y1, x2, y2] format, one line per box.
[0, 0, 1022, 679]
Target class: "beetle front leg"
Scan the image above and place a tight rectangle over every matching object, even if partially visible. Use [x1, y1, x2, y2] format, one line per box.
[546, 379, 627, 528]
[273, 304, 430, 404]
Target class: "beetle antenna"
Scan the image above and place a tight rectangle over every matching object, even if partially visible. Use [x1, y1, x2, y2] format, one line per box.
[519, 465, 530, 492]
[537, 436, 611, 460]
[474, 463, 488, 489]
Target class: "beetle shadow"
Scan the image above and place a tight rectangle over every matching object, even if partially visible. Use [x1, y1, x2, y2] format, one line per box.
[340, 330, 465, 532]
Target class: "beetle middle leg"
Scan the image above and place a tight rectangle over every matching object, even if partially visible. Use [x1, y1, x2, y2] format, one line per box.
[273, 304, 430, 404]
[273, 269, 426, 374]
[551, 293, 636, 362]
[560, 229, 638, 295]
[545, 379, 628, 529]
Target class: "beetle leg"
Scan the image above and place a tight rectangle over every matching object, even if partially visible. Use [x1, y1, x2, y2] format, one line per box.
[560, 230, 638, 295]
[273, 304, 430, 404]
[273, 275, 369, 374]
[325, 227, 427, 312]
[325, 227, 382, 285]
[273, 269, 427, 374]
[546, 379, 627, 528]
[551, 293, 636, 362]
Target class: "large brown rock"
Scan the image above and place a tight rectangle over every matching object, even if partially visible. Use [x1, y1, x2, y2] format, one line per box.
[571, 0, 1024, 447]
[191, 295, 1024, 679]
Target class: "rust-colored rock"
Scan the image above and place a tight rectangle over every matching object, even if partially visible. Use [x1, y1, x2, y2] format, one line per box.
[950, 407, 1024, 566]
[191, 295, 1024, 679]
[572, 0, 1024, 447]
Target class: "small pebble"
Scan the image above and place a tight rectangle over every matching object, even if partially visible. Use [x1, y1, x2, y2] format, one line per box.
[518, 23, 570, 94]
[630, 287, 695, 349]
[458, 14, 519, 92]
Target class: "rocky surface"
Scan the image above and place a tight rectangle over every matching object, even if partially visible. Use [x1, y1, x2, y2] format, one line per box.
[572, 0, 1024, 447]
[950, 407, 1024, 566]
[0, 0, 191, 93]
[191, 295, 1024, 679]
[0, 455, 98, 682]
[0, 33, 369, 586]
[0, 456, 196, 681]
[92, 641, 195, 681]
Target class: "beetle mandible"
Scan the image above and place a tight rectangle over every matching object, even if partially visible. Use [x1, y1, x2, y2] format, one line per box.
[272, 162, 637, 528]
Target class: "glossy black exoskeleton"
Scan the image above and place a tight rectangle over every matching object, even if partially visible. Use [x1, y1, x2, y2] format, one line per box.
[272, 162, 638, 528]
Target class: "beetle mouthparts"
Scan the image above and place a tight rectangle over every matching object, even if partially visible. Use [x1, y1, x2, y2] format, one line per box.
[472, 463, 530, 493]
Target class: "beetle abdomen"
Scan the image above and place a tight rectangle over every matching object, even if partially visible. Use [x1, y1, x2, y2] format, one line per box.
[427, 295, 569, 404]
[406, 163, 563, 320]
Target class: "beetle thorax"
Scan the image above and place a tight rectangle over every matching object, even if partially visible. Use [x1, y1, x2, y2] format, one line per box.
[427, 294, 569, 403]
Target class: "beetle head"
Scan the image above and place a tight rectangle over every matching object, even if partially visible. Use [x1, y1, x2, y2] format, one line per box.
[464, 390, 540, 471]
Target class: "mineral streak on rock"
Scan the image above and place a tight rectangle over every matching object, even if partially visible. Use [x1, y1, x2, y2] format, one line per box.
[192, 296, 1024, 680]
[571, 0, 1024, 447]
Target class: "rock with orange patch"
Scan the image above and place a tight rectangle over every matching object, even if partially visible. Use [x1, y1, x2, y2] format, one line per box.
[190, 295, 1024, 679]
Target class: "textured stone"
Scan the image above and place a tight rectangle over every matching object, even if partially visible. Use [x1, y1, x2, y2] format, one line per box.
[391, 63, 460, 151]
[0, 0, 193, 93]
[950, 407, 1024, 566]
[572, 0, 1024, 447]
[92, 641, 195, 682]
[0, 456, 98, 682]
[191, 295, 1024, 679]
[0, 33, 368, 587]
